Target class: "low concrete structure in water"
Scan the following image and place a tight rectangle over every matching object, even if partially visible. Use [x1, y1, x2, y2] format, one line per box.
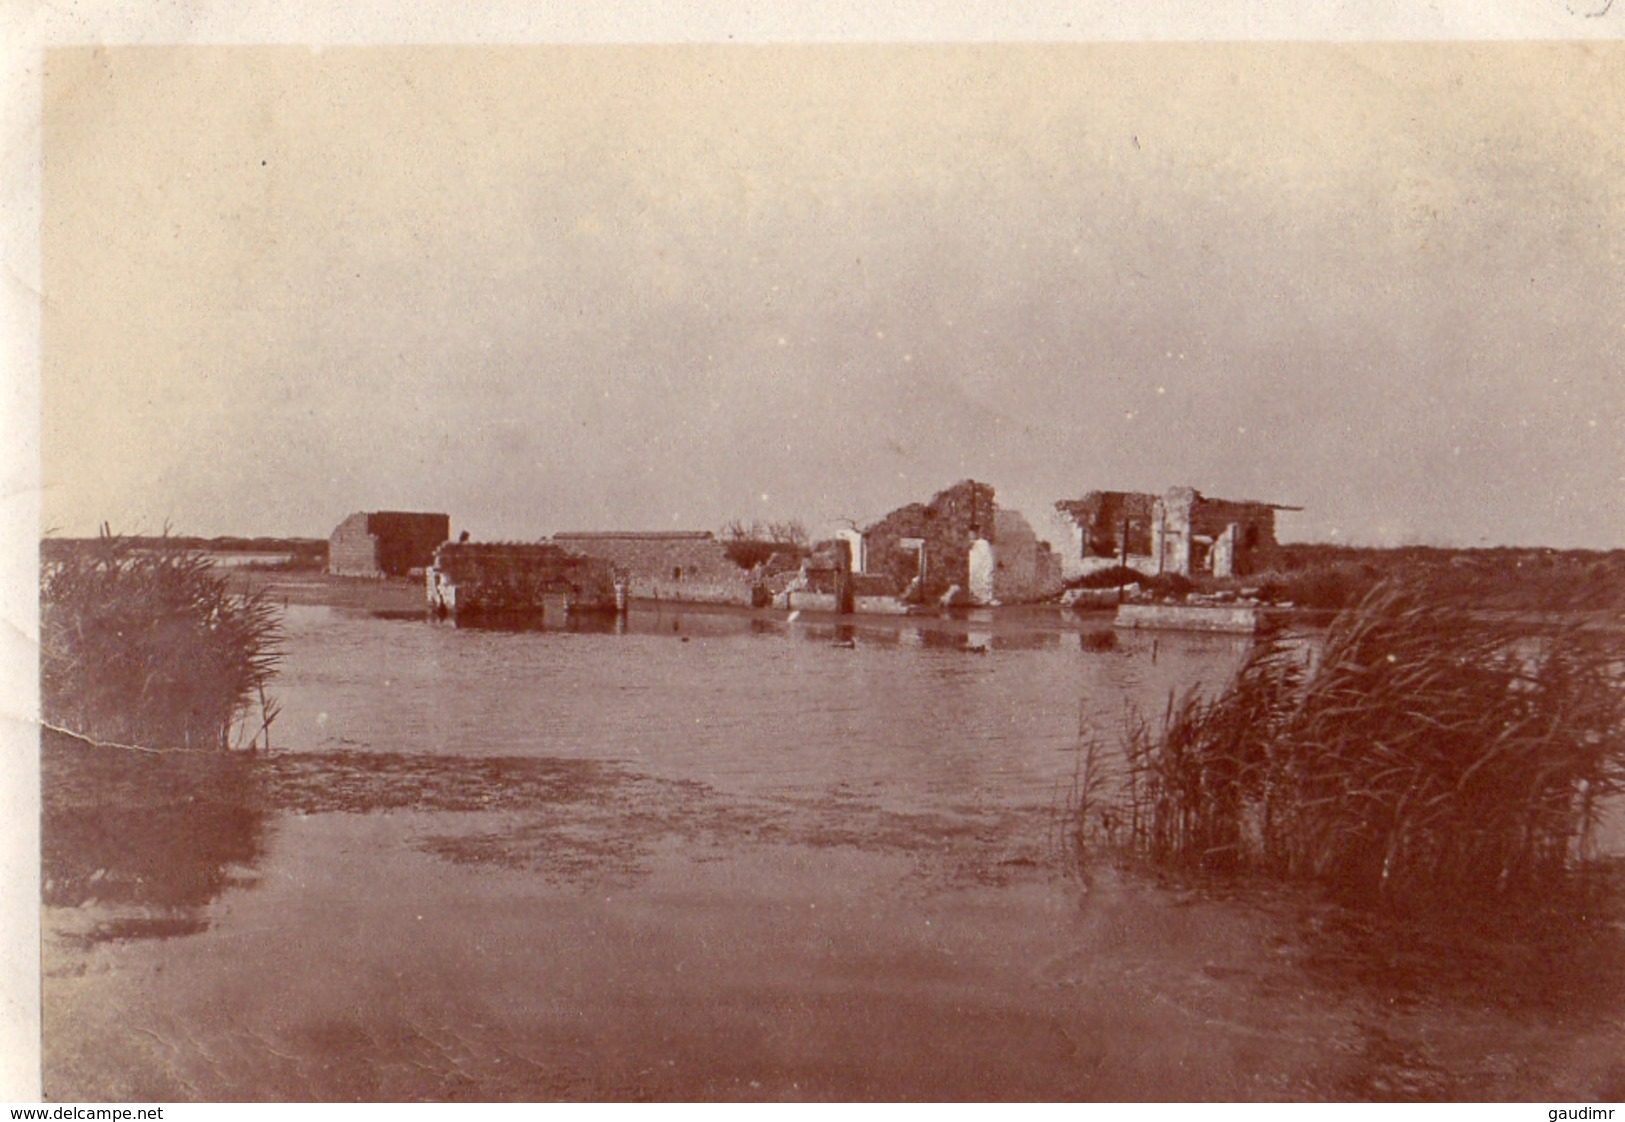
[427, 541, 623, 622]
[1114, 602, 1271, 634]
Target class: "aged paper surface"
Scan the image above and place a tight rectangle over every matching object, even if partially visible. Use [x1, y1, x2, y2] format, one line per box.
[5, 2, 1622, 1104]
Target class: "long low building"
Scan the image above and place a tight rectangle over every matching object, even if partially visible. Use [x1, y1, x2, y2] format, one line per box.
[549, 531, 755, 605]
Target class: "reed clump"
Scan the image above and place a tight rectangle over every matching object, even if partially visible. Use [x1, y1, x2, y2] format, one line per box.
[1077, 579, 1625, 916]
[41, 530, 283, 751]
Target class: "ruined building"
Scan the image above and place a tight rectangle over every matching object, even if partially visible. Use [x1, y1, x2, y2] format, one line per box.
[550, 531, 755, 605]
[850, 480, 1060, 606]
[861, 480, 997, 603]
[427, 541, 621, 621]
[329, 511, 451, 578]
[1053, 487, 1297, 579]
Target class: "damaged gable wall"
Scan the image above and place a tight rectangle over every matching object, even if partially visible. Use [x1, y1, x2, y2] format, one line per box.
[991, 509, 1064, 603]
[863, 480, 996, 602]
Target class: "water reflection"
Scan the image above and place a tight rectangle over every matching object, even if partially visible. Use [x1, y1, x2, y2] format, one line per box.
[273, 603, 1259, 811]
[433, 604, 1137, 653]
[42, 729, 267, 942]
[444, 611, 626, 635]
[397, 598, 1292, 661]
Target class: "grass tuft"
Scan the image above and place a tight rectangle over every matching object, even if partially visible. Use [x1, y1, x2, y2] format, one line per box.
[41, 530, 284, 751]
[1076, 578, 1625, 919]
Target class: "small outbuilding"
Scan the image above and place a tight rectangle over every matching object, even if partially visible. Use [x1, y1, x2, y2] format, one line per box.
[329, 511, 451, 578]
[427, 541, 621, 621]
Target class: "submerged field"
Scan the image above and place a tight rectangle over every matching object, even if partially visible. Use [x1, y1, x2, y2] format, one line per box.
[40, 590, 1625, 1101]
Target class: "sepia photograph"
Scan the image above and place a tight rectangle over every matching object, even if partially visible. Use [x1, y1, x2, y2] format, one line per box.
[10, 10, 1625, 1105]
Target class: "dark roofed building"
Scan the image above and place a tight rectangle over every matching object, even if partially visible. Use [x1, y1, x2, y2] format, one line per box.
[329, 511, 451, 578]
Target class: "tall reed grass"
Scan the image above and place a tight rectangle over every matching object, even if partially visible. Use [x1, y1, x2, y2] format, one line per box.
[1076, 579, 1625, 916]
[41, 530, 283, 751]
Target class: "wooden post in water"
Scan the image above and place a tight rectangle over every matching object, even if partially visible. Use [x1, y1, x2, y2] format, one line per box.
[1118, 515, 1130, 602]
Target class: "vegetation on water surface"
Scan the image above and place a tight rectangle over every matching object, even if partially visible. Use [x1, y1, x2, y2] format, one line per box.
[1075, 577, 1625, 918]
[41, 530, 284, 751]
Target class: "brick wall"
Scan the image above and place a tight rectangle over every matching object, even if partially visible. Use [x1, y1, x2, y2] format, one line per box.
[328, 513, 380, 576]
[1055, 491, 1159, 571]
[1189, 497, 1279, 571]
[1057, 489, 1285, 578]
[1161, 490, 1282, 577]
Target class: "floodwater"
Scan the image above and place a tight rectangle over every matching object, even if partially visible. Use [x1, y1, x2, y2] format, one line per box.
[41, 605, 1625, 1101]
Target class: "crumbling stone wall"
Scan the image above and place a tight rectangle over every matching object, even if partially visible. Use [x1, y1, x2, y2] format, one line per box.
[328, 513, 378, 576]
[863, 480, 996, 602]
[551, 532, 753, 605]
[1156, 488, 1283, 577]
[1187, 495, 1280, 576]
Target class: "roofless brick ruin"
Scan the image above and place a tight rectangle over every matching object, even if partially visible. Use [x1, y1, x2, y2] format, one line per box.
[1053, 487, 1298, 580]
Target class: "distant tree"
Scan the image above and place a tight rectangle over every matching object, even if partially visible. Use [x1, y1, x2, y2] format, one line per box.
[720, 517, 811, 569]
[764, 519, 810, 550]
[720, 518, 757, 543]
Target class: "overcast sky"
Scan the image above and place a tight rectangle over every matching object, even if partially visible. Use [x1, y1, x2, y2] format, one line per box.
[40, 43, 1625, 548]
